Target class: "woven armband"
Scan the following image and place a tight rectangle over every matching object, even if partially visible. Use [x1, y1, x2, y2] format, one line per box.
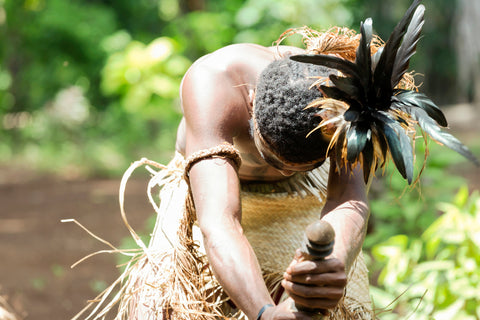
[184, 142, 242, 178]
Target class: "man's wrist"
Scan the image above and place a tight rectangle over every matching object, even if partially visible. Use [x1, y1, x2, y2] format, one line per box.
[256, 303, 274, 320]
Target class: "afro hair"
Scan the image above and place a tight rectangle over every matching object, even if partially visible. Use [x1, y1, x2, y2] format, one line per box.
[254, 57, 332, 164]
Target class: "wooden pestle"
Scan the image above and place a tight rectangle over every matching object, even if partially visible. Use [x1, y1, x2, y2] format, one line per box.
[294, 220, 336, 314]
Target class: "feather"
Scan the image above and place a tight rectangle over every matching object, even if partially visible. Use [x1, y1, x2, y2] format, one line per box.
[373, 0, 423, 102]
[393, 90, 448, 126]
[346, 123, 369, 162]
[356, 18, 373, 92]
[290, 54, 360, 79]
[320, 85, 362, 109]
[398, 107, 479, 165]
[343, 109, 360, 122]
[371, 47, 384, 71]
[374, 112, 414, 183]
[372, 125, 389, 166]
[391, 5, 425, 88]
[329, 75, 363, 100]
[362, 137, 375, 183]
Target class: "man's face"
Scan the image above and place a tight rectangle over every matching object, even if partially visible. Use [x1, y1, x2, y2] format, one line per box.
[252, 125, 325, 176]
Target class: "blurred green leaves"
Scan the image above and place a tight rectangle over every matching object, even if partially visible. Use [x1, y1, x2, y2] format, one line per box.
[370, 186, 480, 319]
[101, 35, 190, 117]
[232, 0, 354, 46]
[1, 0, 364, 176]
[365, 140, 467, 249]
[2, 0, 117, 113]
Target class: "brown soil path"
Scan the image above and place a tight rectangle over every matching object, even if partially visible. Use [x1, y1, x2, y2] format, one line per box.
[0, 170, 153, 320]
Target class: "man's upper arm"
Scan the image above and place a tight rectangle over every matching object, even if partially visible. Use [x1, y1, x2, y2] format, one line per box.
[180, 63, 246, 155]
[180, 62, 246, 231]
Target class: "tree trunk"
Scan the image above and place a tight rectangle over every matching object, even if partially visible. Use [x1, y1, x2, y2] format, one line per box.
[455, 0, 480, 107]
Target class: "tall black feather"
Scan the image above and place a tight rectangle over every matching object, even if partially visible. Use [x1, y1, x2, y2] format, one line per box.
[373, 125, 389, 167]
[362, 137, 374, 183]
[371, 47, 384, 70]
[356, 18, 373, 94]
[329, 75, 362, 101]
[373, 0, 423, 104]
[391, 5, 425, 88]
[346, 123, 368, 162]
[374, 112, 414, 183]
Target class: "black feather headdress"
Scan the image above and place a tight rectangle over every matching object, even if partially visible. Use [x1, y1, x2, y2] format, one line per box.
[290, 0, 478, 184]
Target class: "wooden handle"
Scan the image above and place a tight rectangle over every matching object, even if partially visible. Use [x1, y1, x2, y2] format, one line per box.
[300, 220, 335, 261]
[294, 220, 335, 314]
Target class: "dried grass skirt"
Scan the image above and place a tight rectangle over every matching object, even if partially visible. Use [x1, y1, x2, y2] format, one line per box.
[73, 153, 373, 320]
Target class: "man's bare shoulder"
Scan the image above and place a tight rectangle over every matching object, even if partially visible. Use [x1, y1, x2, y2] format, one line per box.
[183, 44, 269, 83]
[185, 43, 305, 74]
[179, 44, 274, 117]
[179, 44, 268, 152]
[180, 43, 305, 104]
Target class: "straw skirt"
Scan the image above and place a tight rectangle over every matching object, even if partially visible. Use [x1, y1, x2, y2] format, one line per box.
[74, 153, 373, 320]
[124, 153, 373, 319]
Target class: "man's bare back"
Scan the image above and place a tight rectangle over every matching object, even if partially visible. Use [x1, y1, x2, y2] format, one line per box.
[175, 43, 305, 181]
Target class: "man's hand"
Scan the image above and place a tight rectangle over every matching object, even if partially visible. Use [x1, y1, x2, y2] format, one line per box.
[281, 250, 347, 311]
[260, 298, 323, 320]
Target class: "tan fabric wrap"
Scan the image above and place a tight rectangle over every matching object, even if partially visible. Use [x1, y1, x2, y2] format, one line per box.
[108, 147, 373, 320]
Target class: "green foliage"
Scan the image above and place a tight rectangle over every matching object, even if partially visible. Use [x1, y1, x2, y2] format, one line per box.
[364, 137, 478, 318]
[365, 141, 467, 249]
[2, 0, 117, 113]
[1, 0, 362, 177]
[101, 34, 190, 118]
[231, 0, 355, 46]
[0, 1, 190, 176]
[371, 186, 480, 319]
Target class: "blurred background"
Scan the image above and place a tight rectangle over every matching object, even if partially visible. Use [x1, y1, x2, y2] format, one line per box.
[0, 0, 479, 319]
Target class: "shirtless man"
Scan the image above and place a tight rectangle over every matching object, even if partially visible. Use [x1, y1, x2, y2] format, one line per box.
[80, 3, 475, 318]
[175, 43, 369, 319]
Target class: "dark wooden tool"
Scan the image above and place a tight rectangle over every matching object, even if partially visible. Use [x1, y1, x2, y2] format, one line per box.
[294, 220, 336, 314]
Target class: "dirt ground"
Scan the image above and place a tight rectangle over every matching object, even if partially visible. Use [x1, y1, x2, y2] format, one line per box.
[0, 169, 154, 320]
[0, 105, 478, 320]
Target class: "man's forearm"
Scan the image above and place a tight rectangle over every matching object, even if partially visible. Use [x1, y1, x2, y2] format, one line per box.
[320, 160, 370, 272]
[202, 226, 274, 319]
[189, 159, 274, 319]
[320, 200, 369, 273]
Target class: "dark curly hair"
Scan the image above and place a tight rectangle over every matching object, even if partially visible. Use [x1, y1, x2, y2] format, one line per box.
[254, 57, 332, 164]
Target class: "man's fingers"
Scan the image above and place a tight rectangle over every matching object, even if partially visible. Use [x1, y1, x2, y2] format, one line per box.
[284, 271, 347, 287]
[281, 280, 344, 300]
[288, 258, 344, 275]
[294, 248, 304, 261]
